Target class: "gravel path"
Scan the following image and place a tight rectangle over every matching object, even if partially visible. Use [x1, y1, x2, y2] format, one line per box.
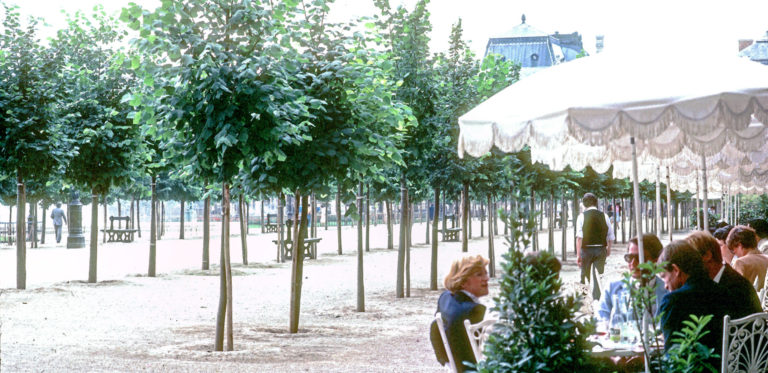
[1, 218, 684, 372]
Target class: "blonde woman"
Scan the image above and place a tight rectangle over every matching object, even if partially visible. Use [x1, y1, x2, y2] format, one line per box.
[436, 255, 489, 372]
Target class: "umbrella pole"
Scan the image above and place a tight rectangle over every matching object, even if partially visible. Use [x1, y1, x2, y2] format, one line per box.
[695, 170, 701, 230]
[630, 137, 650, 373]
[667, 166, 673, 242]
[656, 166, 662, 239]
[701, 155, 709, 232]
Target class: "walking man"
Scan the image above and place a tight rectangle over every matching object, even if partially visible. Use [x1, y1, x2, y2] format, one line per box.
[576, 193, 614, 298]
[51, 202, 67, 244]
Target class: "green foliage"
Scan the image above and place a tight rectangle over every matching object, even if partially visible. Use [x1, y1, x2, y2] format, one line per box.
[123, 0, 311, 186]
[55, 7, 142, 194]
[474, 214, 596, 372]
[258, 0, 410, 196]
[0, 3, 69, 186]
[663, 314, 719, 373]
[738, 194, 768, 224]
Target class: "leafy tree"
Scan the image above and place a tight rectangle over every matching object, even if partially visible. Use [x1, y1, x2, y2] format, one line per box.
[123, 0, 311, 349]
[256, 0, 409, 330]
[0, 4, 68, 289]
[374, 0, 437, 298]
[54, 8, 141, 284]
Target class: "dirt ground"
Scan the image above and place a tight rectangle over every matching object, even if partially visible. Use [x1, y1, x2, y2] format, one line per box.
[0, 218, 687, 372]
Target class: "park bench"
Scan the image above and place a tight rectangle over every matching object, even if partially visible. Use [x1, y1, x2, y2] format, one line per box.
[441, 227, 461, 242]
[101, 216, 137, 243]
[264, 213, 278, 233]
[273, 237, 322, 261]
[0, 222, 15, 245]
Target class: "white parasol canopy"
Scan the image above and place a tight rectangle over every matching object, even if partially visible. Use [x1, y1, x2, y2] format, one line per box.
[459, 49, 768, 232]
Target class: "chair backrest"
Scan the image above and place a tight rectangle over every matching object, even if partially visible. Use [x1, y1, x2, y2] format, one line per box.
[463, 318, 497, 362]
[721, 312, 768, 373]
[435, 313, 458, 372]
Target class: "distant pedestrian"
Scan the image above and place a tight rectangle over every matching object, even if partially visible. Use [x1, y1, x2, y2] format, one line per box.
[51, 203, 67, 244]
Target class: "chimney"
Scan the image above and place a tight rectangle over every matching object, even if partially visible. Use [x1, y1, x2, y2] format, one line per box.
[596, 35, 604, 54]
[739, 39, 754, 51]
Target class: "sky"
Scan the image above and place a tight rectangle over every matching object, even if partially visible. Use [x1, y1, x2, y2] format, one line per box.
[7, 0, 768, 57]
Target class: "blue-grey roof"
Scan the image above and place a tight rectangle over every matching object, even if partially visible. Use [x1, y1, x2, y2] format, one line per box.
[739, 36, 768, 65]
[485, 36, 556, 68]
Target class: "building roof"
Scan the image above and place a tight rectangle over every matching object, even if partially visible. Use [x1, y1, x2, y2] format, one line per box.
[485, 15, 584, 70]
[739, 32, 768, 65]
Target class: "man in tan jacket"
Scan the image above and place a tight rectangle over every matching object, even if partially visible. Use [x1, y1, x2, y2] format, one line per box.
[727, 225, 768, 291]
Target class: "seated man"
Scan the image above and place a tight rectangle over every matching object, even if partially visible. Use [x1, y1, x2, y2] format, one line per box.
[658, 241, 729, 361]
[598, 234, 667, 322]
[747, 219, 768, 254]
[685, 231, 761, 318]
[727, 225, 768, 291]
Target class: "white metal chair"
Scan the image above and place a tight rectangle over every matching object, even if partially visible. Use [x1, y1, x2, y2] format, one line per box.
[463, 318, 497, 362]
[721, 312, 768, 373]
[435, 313, 458, 372]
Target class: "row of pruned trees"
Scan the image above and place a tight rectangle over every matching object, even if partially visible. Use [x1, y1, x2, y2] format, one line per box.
[1, 0, 699, 352]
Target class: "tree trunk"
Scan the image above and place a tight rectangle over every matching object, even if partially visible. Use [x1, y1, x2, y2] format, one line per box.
[386, 200, 393, 250]
[442, 189, 447, 232]
[130, 198, 135, 230]
[203, 190, 210, 270]
[396, 176, 406, 298]
[324, 201, 329, 231]
[102, 194, 107, 244]
[621, 198, 627, 243]
[239, 194, 248, 266]
[179, 198, 185, 239]
[260, 199, 265, 233]
[289, 192, 309, 333]
[161, 201, 165, 238]
[357, 183, 365, 312]
[40, 204, 46, 245]
[462, 182, 469, 252]
[365, 186, 370, 252]
[336, 183, 342, 255]
[480, 203, 484, 237]
[278, 193, 285, 262]
[149, 175, 157, 277]
[548, 192, 555, 254]
[530, 190, 537, 251]
[430, 187, 440, 290]
[487, 195, 496, 278]
[573, 193, 580, 255]
[406, 198, 411, 298]
[16, 173, 26, 289]
[246, 198, 250, 235]
[561, 196, 567, 262]
[89, 190, 99, 283]
[215, 182, 233, 350]
[425, 200, 430, 245]
[136, 198, 141, 238]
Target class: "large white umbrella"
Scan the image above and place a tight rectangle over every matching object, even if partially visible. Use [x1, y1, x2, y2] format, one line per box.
[459, 50, 768, 250]
[459, 50, 768, 372]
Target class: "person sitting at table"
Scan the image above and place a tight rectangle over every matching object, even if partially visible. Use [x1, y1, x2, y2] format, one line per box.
[713, 225, 735, 264]
[727, 225, 768, 291]
[597, 234, 667, 322]
[685, 230, 761, 318]
[747, 218, 768, 254]
[657, 240, 729, 360]
[435, 255, 489, 372]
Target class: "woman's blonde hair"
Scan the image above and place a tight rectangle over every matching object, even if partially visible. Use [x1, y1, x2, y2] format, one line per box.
[443, 255, 489, 293]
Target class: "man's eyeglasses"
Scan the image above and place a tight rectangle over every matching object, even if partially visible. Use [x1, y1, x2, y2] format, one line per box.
[624, 253, 639, 263]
